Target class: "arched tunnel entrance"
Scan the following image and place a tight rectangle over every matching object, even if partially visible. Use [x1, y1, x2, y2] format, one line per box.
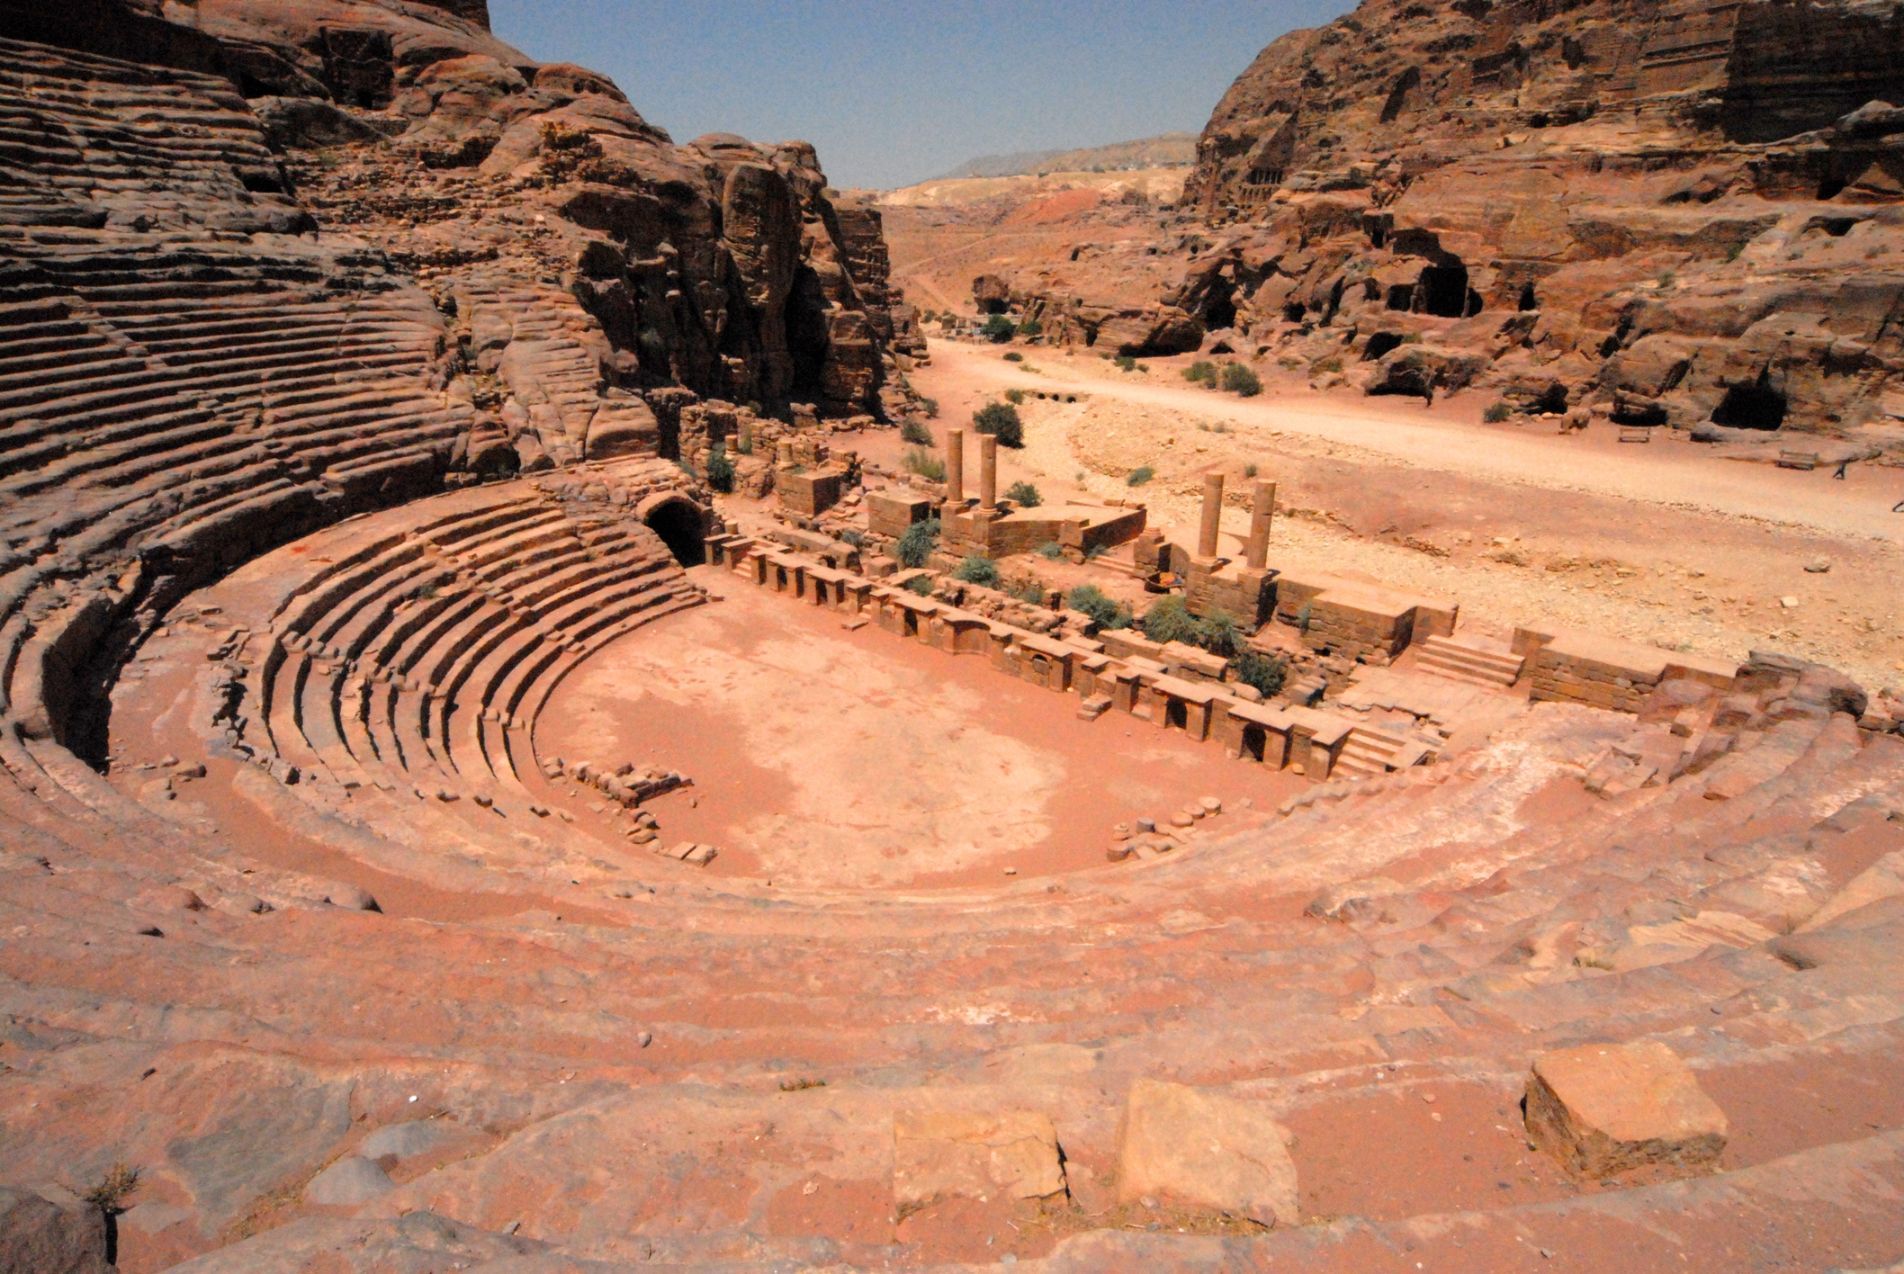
[641, 495, 708, 566]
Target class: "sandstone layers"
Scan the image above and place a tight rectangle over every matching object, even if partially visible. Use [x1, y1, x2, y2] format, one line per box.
[1027, 0, 1904, 434]
[0, 2, 1901, 1272]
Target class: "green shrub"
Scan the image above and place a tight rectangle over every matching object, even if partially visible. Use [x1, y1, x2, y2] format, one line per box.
[981, 314, 1016, 343]
[1015, 582, 1048, 605]
[954, 555, 1000, 586]
[838, 528, 866, 549]
[973, 401, 1024, 448]
[1483, 400, 1513, 423]
[1005, 387, 1026, 404]
[1036, 540, 1064, 559]
[896, 517, 941, 568]
[921, 396, 940, 419]
[1198, 610, 1243, 657]
[1312, 356, 1344, 375]
[1067, 584, 1132, 630]
[903, 447, 946, 481]
[1126, 466, 1155, 486]
[1144, 597, 1243, 654]
[900, 417, 934, 445]
[704, 443, 735, 493]
[1183, 360, 1217, 384]
[1005, 481, 1042, 507]
[1003, 351, 1024, 363]
[1221, 363, 1263, 397]
[1141, 596, 1201, 645]
[1017, 317, 1042, 337]
[1244, 462, 1259, 478]
[904, 574, 935, 596]
[1114, 354, 1139, 372]
[1232, 649, 1288, 697]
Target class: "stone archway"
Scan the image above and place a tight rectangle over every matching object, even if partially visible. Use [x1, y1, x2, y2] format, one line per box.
[638, 494, 708, 566]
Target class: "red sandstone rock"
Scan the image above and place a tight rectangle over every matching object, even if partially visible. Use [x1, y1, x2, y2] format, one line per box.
[1525, 1040, 1729, 1180]
[1115, 1079, 1299, 1226]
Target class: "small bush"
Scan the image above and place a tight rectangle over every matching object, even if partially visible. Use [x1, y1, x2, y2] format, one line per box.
[896, 517, 941, 568]
[83, 1163, 141, 1215]
[1068, 584, 1132, 630]
[1141, 596, 1201, 645]
[981, 314, 1016, 343]
[1143, 597, 1243, 655]
[839, 528, 866, 548]
[1312, 356, 1344, 375]
[921, 396, 940, 418]
[1005, 480, 1042, 507]
[1244, 462, 1259, 478]
[973, 402, 1024, 448]
[1036, 540, 1064, 559]
[904, 574, 935, 596]
[1221, 363, 1263, 397]
[1017, 317, 1042, 337]
[903, 447, 946, 481]
[1003, 351, 1024, 363]
[1015, 582, 1048, 604]
[1114, 354, 1139, 372]
[1483, 400, 1513, 423]
[1126, 466, 1155, 486]
[954, 555, 1000, 586]
[1184, 360, 1217, 384]
[704, 443, 735, 493]
[900, 417, 933, 445]
[1232, 649, 1288, 697]
[1005, 387, 1026, 404]
[1198, 609, 1243, 657]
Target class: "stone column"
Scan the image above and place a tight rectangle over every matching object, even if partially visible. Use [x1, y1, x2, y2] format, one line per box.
[979, 434, 998, 510]
[738, 414, 754, 453]
[776, 440, 795, 468]
[946, 428, 965, 504]
[1197, 471, 1225, 559]
[1245, 479, 1277, 570]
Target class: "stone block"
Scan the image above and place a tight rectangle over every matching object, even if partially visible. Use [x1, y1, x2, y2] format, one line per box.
[1524, 1040, 1727, 1180]
[893, 1109, 1067, 1215]
[1116, 1079, 1298, 1226]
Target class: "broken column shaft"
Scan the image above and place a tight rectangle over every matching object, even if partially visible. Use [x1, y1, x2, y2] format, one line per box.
[1197, 471, 1225, 559]
[1246, 479, 1277, 570]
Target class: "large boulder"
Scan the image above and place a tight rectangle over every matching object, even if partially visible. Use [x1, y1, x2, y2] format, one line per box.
[1524, 1040, 1728, 1179]
[1115, 1079, 1299, 1227]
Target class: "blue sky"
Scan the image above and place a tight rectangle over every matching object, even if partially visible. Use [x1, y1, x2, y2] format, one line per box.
[488, 1, 1356, 189]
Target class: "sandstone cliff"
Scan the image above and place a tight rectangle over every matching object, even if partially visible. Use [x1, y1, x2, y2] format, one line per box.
[1165, 0, 1904, 433]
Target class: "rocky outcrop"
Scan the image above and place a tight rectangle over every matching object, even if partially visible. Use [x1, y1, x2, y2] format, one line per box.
[1165, 0, 1904, 433]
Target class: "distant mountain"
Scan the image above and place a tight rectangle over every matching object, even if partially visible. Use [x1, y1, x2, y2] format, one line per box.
[935, 132, 1197, 181]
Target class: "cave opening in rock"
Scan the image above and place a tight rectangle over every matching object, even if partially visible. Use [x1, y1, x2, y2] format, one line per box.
[1201, 281, 1237, 330]
[1363, 331, 1405, 360]
[1283, 302, 1305, 324]
[1418, 265, 1476, 318]
[1712, 372, 1787, 430]
[1519, 282, 1539, 311]
[785, 265, 830, 401]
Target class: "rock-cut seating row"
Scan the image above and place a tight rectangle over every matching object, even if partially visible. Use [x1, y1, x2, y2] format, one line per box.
[225, 462, 706, 821]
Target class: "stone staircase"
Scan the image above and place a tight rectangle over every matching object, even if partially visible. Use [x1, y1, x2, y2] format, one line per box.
[1417, 633, 1526, 688]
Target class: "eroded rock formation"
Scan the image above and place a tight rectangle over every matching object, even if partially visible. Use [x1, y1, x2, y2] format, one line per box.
[1163, 0, 1904, 432]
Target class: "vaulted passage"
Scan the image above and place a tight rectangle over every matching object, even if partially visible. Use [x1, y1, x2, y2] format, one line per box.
[644, 496, 708, 565]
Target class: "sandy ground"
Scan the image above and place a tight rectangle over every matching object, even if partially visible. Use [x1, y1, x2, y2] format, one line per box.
[537, 565, 1301, 890]
[905, 339, 1904, 690]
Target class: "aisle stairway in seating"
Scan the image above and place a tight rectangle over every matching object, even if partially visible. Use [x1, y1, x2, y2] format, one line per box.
[1417, 634, 1526, 688]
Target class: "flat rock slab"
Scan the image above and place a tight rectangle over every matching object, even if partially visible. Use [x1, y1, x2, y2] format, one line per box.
[1525, 1040, 1728, 1180]
[0, 1185, 111, 1274]
[892, 1109, 1066, 1215]
[1116, 1079, 1299, 1227]
[304, 1156, 395, 1207]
